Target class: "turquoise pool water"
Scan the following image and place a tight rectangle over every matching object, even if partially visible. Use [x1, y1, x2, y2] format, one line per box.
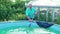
[0, 26, 59, 34]
[0, 21, 60, 34]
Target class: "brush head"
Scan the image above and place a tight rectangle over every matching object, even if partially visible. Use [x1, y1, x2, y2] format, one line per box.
[36, 22, 54, 28]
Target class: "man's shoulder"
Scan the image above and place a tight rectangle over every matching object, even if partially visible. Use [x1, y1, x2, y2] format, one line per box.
[27, 7, 29, 8]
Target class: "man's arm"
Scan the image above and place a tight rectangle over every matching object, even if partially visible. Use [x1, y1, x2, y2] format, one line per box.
[26, 16, 31, 20]
[33, 7, 37, 15]
[35, 11, 37, 15]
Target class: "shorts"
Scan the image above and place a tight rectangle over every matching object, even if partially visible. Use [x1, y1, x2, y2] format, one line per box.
[26, 17, 35, 20]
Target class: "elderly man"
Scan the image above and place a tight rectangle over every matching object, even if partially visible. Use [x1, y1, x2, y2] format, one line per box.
[25, 4, 37, 27]
[26, 4, 36, 22]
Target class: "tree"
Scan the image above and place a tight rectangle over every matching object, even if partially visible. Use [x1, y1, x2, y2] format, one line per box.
[0, 0, 29, 21]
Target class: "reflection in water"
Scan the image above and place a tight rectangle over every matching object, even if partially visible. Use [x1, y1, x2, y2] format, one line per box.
[6, 27, 56, 34]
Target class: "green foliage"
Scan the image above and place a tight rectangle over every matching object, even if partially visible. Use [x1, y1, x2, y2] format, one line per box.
[0, 0, 27, 21]
[35, 10, 46, 21]
[55, 16, 60, 24]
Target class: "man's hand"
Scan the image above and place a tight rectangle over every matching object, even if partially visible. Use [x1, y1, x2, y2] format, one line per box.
[29, 19, 33, 22]
[26, 16, 34, 22]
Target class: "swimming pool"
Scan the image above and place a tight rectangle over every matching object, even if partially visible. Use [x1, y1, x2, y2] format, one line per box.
[0, 20, 60, 34]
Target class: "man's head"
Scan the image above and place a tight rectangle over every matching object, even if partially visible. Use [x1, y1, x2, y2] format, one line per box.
[29, 4, 32, 9]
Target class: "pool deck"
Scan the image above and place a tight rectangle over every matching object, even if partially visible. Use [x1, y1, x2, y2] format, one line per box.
[0, 20, 60, 32]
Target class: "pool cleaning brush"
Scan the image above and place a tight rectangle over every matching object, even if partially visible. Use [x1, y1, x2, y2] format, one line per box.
[36, 22, 54, 28]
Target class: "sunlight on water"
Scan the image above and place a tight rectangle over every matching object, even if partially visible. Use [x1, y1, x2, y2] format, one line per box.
[33, 28, 56, 34]
[6, 27, 56, 34]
